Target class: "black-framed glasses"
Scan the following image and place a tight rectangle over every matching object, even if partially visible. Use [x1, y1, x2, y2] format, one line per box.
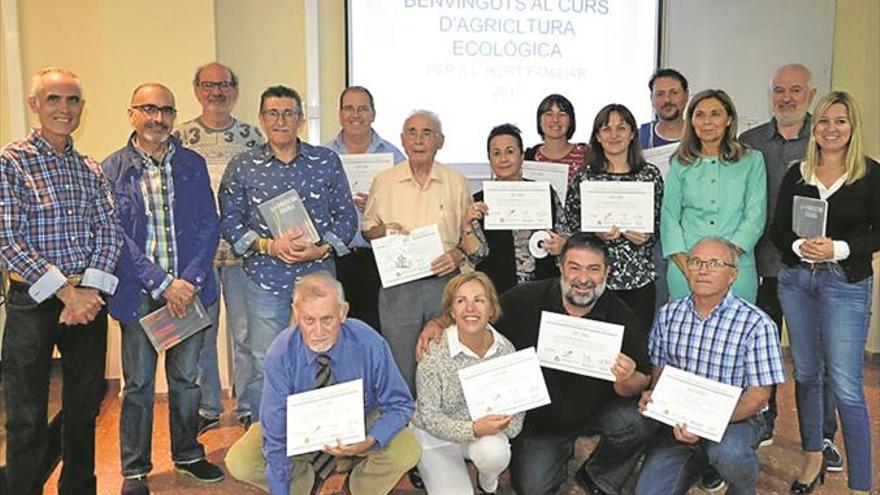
[686, 257, 736, 271]
[262, 109, 300, 121]
[197, 81, 235, 91]
[132, 104, 177, 118]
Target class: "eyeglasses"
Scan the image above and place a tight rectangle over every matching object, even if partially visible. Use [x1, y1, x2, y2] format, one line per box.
[197, 81, 235, 91]
[132, 104, 177, 118]
[262, 109, 300, 121]
[341, 105, 372, 115]
[404, 128, 439, 140]
[686, 257, 736, 271]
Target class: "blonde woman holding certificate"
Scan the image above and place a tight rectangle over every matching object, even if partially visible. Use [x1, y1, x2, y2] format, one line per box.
[412, 272, 524, 494]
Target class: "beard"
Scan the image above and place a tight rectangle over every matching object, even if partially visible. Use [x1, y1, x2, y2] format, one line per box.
[561, 277, 606, 308]
[659, 105, 681, 122]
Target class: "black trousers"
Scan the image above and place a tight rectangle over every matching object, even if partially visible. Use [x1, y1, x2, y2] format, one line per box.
[2, 282, 107, 495]
[336, 248, 382, 332]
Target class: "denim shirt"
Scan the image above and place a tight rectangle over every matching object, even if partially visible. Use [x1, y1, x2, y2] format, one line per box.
[219, 141, 358, 294]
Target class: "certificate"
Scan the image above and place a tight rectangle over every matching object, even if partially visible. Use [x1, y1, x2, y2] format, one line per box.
[286, 379, 365, 456]
[459, 346, 551, 419]
[482, 181, 552, 230]
[372, 224, 445, 288]
[643, 366, 742, 443]
[339, 152, 395, 195]
[579, 181, 654, 233]
[792, 195, 827, 238]
[522, 160, 570, 205]
[641, 142, 678, 180]
[536, 311, 623, 381]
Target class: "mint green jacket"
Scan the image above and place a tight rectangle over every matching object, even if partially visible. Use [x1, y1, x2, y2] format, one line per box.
[660, 149, 767, 303]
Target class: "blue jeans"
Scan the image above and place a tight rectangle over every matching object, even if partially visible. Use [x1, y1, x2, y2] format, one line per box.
[510, 398, 657, 495]
[777, 265, 873, 491]
[119, 295, 207, 477]
[757, 277, 839, 439]
[243, 278, 293, 421]
[200, 264, 253, 420]
[636, 415, 765, 495]
[2, 282, 107, 495]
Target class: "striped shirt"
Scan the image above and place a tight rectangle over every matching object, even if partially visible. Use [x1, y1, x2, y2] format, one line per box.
[133, 143, 178, 297]
[649, 291, 785, 388]
[0, 130, 122, 302]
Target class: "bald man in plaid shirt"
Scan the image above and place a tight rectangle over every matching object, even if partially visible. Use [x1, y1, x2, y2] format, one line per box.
[636, 236, 786, 495]
[0, 67, 122, 495]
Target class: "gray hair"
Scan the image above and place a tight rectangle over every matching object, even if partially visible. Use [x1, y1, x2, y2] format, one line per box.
[771, 63, 813, 90]
[403, 109, 443, 135]
[193, 62, 239, 88]
[293, 271, 347, 307]
[688, 236, 740, 267]
[30, 67, 82, 99]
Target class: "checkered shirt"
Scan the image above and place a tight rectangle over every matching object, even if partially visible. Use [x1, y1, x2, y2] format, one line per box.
[0, 130, 122, 289]
[649, 291, 786, 388]
[133, 144, 179, 296]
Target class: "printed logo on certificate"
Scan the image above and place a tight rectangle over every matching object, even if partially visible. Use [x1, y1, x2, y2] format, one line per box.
[286, 379, 366, 456]
[371, 224, 445, 288]
[482, 181, 552, 230]
[536, 311, 624, 381]
[579, 181, 654, 233]
[458, 347, 551, 419]
[643, 366, 742, 443]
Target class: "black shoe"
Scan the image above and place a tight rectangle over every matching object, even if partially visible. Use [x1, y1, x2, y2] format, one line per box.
[174, 459, 225, 483]
[790, 459, 826, 494]
[197, 415, 220, 437]
[698, 467, 726, 493]
[822, 438, 843, 472]
[120, 476, 150, 495]
[576, 466, 610, 495]
[238, 414, 253, 431]
[408, 468, 424, 489]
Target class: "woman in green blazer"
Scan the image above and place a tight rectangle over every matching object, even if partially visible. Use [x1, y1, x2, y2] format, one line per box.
[660, 89, 767, 303]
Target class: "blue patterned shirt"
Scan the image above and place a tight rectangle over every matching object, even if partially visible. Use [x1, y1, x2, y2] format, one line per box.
[219, 141, 358, 294]
[325, 129, 406, 249]
[649, 291, 785, 388]
[0, 130, 122, 302]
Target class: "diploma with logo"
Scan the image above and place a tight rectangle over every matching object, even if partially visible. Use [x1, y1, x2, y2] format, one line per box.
[579, 181, 655, 233]
[339, 152, 395, 196]
[643, 366, 743, 443]
[372, 224, 445, 288]
[286, 379, 365, 456]
[536, 311, 624, 381]
[522, 160, 570, 205]
[459, 347, 551, 419]
[482, 181, 552, 230]
[258, 188, 319, 243]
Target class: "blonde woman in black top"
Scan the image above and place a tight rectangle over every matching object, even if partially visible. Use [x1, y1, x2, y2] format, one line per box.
[771, 91, 879, 495]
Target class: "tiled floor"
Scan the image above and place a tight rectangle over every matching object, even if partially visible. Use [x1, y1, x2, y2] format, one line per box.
[30, 356, 880, 494]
